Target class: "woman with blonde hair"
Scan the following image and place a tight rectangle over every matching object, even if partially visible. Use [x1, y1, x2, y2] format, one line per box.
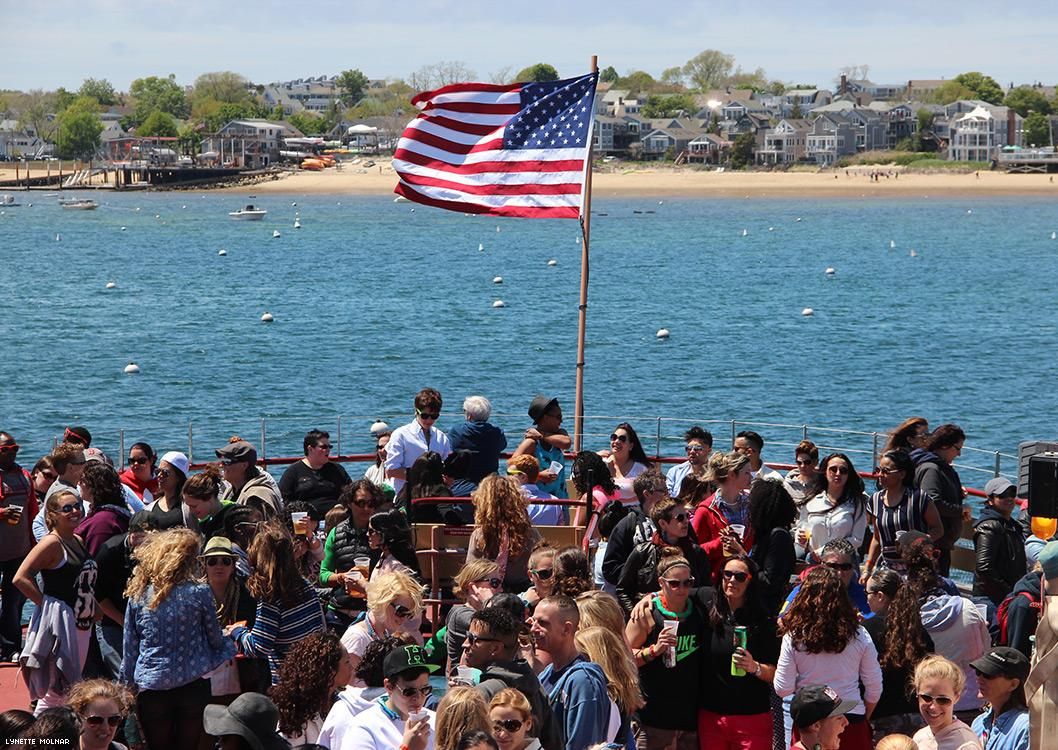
[66, 678, 134, 750]
[574, 625, 643, 747]
[521, 543, 556, 609]
[121, 528, 236, 750]
[435, 686, 491, 750]
[341, 569, 424, 679]
[691, 450, 753, 583]
[446, 559, 501, 669]
[489, 688, 541, 750]
[229, 521, 326, 685]
[575, 590, 626, 636]
[467, 475, 541, 593]
[911, 655, 981, 750]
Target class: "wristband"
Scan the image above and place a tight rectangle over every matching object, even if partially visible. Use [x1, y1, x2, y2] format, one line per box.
[753, 662, 762, 677]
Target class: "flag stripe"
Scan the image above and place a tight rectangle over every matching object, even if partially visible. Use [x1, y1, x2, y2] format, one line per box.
[393, 150, 585, 177]
[400, 128, 505, 155]
[420, 114, 507, 137]
[395, 182, 580, 219]
[394, 142, 585, 167]
[399, 170, 583, 195]
[420, 101, 522, 115]
[403, 117, 503, 145]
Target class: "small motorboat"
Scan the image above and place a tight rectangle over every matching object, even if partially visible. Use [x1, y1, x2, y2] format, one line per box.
[229, 204, 268, 220]
[0, 194, 20, 207]
[59, 198, 98, 210]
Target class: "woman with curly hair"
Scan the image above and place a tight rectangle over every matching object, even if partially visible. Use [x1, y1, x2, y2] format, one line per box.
[66, 678, 134, 750]
[570, 450, 620, 528]
[774, 566, 882, 750]
[691, 450, 753, 584]
[552, 546, 593, 598]
[271, 631, 352, 746]
[75, 463, 131, 556]
[436, 687, 491, 750]
[228, 521, 326, 685]
[121, 528, 236, 750]
[575, 626, 643, 746]
[797, 453, 868, 561]
[468, 475, 540, 593]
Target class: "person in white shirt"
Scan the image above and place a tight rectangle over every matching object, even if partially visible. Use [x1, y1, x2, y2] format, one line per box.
[665, 426, 713, 498]
[385, 388, 452, 494]
[734, 431, 784, 484]
[330, 644, 439, 750]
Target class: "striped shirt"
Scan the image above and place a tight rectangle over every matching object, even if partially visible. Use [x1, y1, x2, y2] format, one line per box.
[233, 583, 325, 683]
[868, 488, 929, 565]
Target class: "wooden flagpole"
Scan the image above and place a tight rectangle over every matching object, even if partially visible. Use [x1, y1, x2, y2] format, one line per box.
[573, 54, 598, 453]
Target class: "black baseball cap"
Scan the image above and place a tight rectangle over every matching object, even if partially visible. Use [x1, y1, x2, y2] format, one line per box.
[383, 645, 440, 680]
[971, 647, 1030, 682]
[790, 685, 858, 729]
[216, 440, 258, 465]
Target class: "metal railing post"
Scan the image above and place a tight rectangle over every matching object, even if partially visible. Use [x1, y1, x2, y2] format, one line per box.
[994, 451, 1001, 477]
[871, 433, 879, 469]
[337, 416, 343, 456]
[187, 421, 193, 465]
[655, 417, 662, 459]
[802, 425, 808, 441]
[730, 420, 737, 448]
[260, 418, 267, 462]
[119, 430, 125, 471]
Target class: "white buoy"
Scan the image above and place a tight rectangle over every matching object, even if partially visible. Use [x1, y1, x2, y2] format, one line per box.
[890, 240, 896, 248]
[478, 243, 484, 252]
[123, 362, 140, 374]
[492, 300, 506, 308]
[155, 214, 160, 219]
[656, 328, 670, 339]
[293, 219, 301, 229]
[768, 227, 775, 231]
[105, 281, 117, 289]
[547, 259, 558, 266]
[261, 312, 274, 323]
[795, 217, 803, 222]
[370, 420, 389, 436]
[218, 249, 227, 256]
[825, 267, 836, 276]
[966, 209, 972, 214]
[135, 207, 140, 211]
[1051, 232, 1056, 240]
[410, 207, 415, 212]
[337, 201, 341, 206]
[496, 226, 501, 233]
[182, 205, 187, 209]
[120, 226, 126, 231]
[272, 230, 281, 238]
[55, 233, 61, 242]
[292, 202, 298, 207]
[801, 308, 814, 316]
[741, 228, 748, 237]
[658, 200, 664, 205]
[910, 249, 918, 257]
[493, 276, 503, 284]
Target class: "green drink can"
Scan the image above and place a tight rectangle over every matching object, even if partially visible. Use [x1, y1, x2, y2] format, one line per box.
[731, 626, 747, 677]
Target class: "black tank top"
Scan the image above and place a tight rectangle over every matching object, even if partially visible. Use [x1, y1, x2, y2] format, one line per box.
[42, 535, 97, 629]
[637, 596, 706, 730]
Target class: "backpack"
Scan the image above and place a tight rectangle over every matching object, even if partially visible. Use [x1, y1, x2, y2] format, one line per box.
[996, 590, 1040, 646]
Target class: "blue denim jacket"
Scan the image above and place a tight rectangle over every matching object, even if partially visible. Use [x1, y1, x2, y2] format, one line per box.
[970, 707, 1029, 750]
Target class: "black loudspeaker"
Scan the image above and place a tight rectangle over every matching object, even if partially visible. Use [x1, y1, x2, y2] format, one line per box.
[1028, 454, 1058, 519]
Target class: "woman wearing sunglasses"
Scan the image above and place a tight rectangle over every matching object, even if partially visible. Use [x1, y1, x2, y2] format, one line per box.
[363, 431, 391, 488]
[616, 498, 710, 614]
[320, 480, 383, 619]
[489, 688, 540, 750]
[783, 440, 819, 507]
[143, 452, 189, 530]
[201, 536, 261, 700]
[624, 549, 707, 750]
[602, 422, 652, 503]
[468, 475, 540, 594]
[698, 555, 780, 750]
[65, 678, 134, 750]
[522, 544, 557, 609]
[691, 451, 753, 585]
[119, 442, 157, 504]
[796, 453, 868, 562]
[774, 566, 882, 750]
[343, 570, 425, 682]
[911, 655, 983, 750]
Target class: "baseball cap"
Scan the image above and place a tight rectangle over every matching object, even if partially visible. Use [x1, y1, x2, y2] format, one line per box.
[984, 477, 1016, 498]
[159, 451, 190, 476]
[216, 440, 257, 465]
[383, 645, 440, 680]
[84, 447, 113, 467]
[971, 647, 1030, 682]
[528, 395, 559, 423]
[790, 685, 858, 729]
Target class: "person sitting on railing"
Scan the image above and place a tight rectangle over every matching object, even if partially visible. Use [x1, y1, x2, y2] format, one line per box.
[734, 431, 784, 484]
[385, 388, 453, 496]
[665, 426, 713, 498]
[448, 396, 507, 488]
[467, 476, 541, 595]
[783, 440, 819, 507]
[601, 473, 667, 589]
[911, 424, 968, 577]
[795, 453, 868, 562]
[506, 454, 563, 526]
[395, 451, 450, 524]
[278, 429, 351, 520]
[511, 395, 570, 500]
[600, 422, 653, 503]
[570, 451, 620, 529]
[973, 476, 1027, 606]
[690, 451, 753, 583]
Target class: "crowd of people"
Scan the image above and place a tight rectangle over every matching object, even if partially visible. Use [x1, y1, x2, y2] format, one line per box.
[0, 394, 1050, 750]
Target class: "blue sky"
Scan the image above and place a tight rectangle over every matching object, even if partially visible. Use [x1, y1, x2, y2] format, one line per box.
[4, 0, 1056, 92]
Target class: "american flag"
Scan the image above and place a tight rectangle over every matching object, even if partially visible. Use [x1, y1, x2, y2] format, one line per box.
[393, 72, 599, 219]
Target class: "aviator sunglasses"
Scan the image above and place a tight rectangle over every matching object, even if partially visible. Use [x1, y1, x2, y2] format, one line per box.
[85, 714, 123, 727]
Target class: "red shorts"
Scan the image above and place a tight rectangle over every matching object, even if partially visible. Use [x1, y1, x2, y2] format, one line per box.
[697, 709, 773, 750]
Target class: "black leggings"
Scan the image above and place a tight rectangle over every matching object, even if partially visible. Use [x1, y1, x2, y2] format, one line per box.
[136, 678, 211, 750]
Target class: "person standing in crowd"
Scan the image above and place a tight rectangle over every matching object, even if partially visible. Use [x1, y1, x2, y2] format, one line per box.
[0, 432, 36, 663]
[573, 626, 642, 747]
[319, 636, 406, 747]
[489, 688, 544, 750]
[436, 688, 491, 750]
[279, 430, 352, 518]
[145, 451, 189, 530]
[551, 547, 594, 599]
[319, 479, 382, 617]
[65, 678, 134, 750]
[121, 528, 237, 750]
[33, 442, 86, 541]
[385, 389, 452, 495]
[601, 473, 666, 589]
[884, 417, 930, 453]
[789, 685, 857, 750]
[863, 449, 943, 578]
[202, 692, 291, 750]
[448, 396, 507, 487]
[75, 463, 131, 556]
[602, 422, 652, 502]
[774, 566, 882, 750]
[746, 478, 797, 614]
[511, 395, 570, 500]
[666, 427, 713, 498]
[969, 647, 1029, 750]
[31, 455, 58, 504]
[201, 535, 263, 698]
[624, 549, 706, 750]
[912, 424, 968, 576]
[229, 521, 326, 685]
[446, 561, 501, 669]
[911, 655, 983, 750]
[364, 431, 391, 488]
[468, 475, 540, 594]
[182, 465, 233, 540]
[506, 455, 564, 526]
[797, 453, 868, 560]
[532, 595, 609, 750]
[733, 431, 783, 483]
[343, 570, 425, 676]
[781, 538, 871, 617]
[692, 451, 753, 583]
[217, 439, 282, 518]
[973, 476, 1027, 605]
[119, 442, 158, 504]
[784, 440, 819, 507]
[570, 451, 620, 528]
[272, 631, 352, 746]
[15, 490, 96, 715]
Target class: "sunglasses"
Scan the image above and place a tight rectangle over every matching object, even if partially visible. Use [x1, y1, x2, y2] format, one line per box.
[662, 577, 695, 588]
[530, 568, 554, 580]
[795, 458, 815, 466]
[826, 465, 849, 475]
[475, 577, 502, 589]
[877, 466, 902, 475]
[665, 512, 689, 523]
[40, 471, 58, 481]
[391, 603, 415, 620]
[0, 444, 20, 454]
[128, 456, 149, 465]
[84, 714, 123, 727]
[824, 561, 855, 572]
[397, 685, 433, 697]
[156, 469, 172, 479]
[205, 556, 234, 567]
[686, 444, 706, 453]
[466, 633, 500, 646]
[350, 498, 375, 509]
[610, 433, 629, 443]
[416, 411, 439, 420]
[917, 693, 954, 706]
[722, 569, 750, 583]
[58, 503, 81, 514]
[493, 719, 525, 733]
[315, 444, 332, 451]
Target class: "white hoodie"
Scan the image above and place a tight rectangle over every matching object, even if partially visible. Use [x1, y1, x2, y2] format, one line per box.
[318, 693, 435, 750]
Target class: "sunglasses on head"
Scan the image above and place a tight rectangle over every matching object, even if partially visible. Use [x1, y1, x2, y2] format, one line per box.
[417, 410, 439, 420]
[530, 568, 553, 580]
[128, 456, 149, 465]
[205, 556, 234, 567]
[610, 433, 629, 443]
[493, 718, 524, 733]
[475, 577, 502, 589]
[662, 577, 695, 588]
[824, 561, 855, 572]
[84, 714, 123, 727]
[917, 693, 953, 706]
[397, 684, 433, 697]
[391, 603, 415, 619]
[722, 569, 750, 583]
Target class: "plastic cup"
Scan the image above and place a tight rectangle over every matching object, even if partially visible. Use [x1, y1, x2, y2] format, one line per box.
[661, 619, 679, 668]
[291, 512, 308, 535]
[728, 524, 745, 541]
[456, 666, 476, 685]
[5, 505, 22, 525]
[354, 555, 371, 575]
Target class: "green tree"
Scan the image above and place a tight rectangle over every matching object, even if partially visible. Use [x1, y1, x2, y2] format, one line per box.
[78, 78, 118, 106]
[599, 66, 619, 84]
[615, 71, 657, 97]
[660, 67, 685, 87]
[730, 132, 756, 169]
[288, 110, 327, 135]
[515, 63, 559, 83]
[1003, 86, 1051, 117]
[1024, 112, 1052, 147]
[726, 66, 770, 93]
[682, 49, 735, 91]
[926, 80, 977, 105]
[641, 93, 698, 118]
[914, 108, 936, 151]
[56, 98, 103, 159]
[17, 90, 58, 141]
[137, 110, 179, 137]
[952, 72, 1004, 105]
[176, 124, 201, 156]
[336, 69, 369, 105]
[199, 101, 265, 133]
[191, 71, 251, 107]
[130, 75, 189, 124]
[55, 87, 78, 112]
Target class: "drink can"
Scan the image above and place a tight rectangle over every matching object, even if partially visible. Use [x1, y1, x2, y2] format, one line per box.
[731, 625, 748, 677]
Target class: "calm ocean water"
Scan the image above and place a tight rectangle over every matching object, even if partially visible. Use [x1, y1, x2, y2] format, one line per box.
[1, 190, 1056, 481]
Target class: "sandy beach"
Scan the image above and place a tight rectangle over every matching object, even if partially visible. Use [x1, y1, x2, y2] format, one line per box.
[3, 161, 1057, 198]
